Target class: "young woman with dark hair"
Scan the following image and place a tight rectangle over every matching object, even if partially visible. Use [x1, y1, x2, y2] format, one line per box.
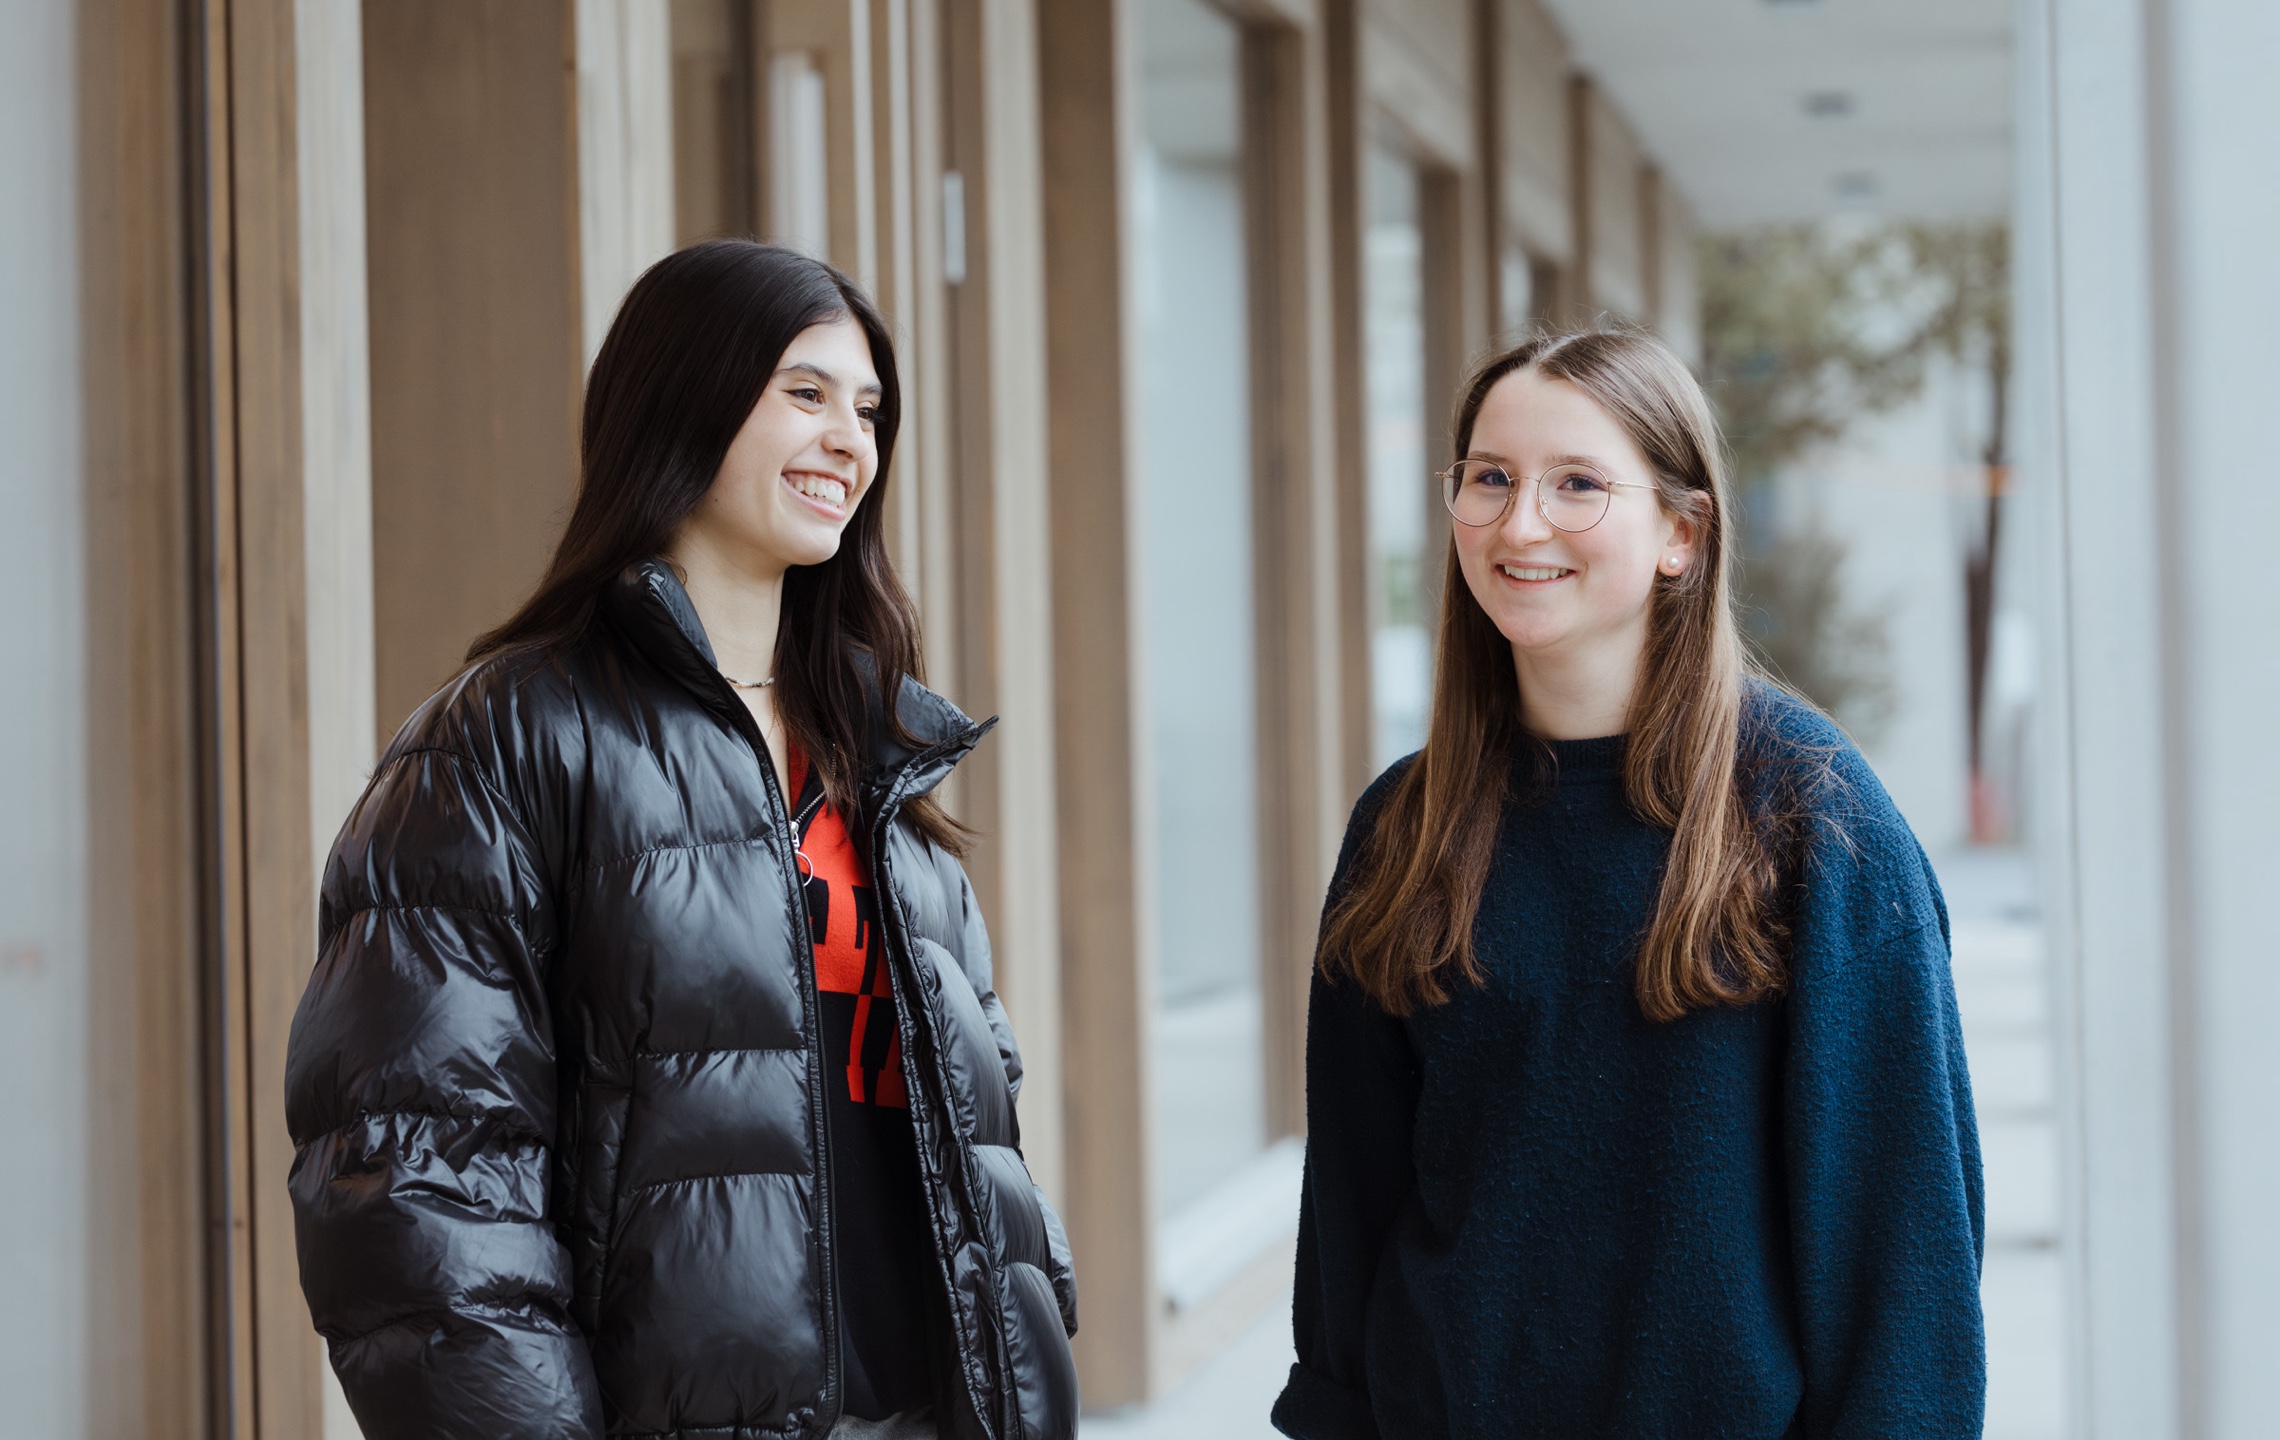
[1272, 329, 1984, 1439]
[285, 240, 1077, 1440]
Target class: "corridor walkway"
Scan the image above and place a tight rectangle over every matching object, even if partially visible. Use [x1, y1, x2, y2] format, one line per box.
[1082, 847, 2064, 1438]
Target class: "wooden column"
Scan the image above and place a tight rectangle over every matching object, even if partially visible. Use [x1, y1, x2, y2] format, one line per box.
[1323, 0, 1376, 806]
[937, 0, 1068, 1207]
[183, 0, 329, 1433]
[1563, 72, 1595, 324]
[1418, 160, 1485, 620]
[362, 0, 584, 738]
[1239, 15, 1334, 1146]
[771, 0, 881, 290]
[1036, 0, 1154, 1406]
[77, 0, 211, 1431]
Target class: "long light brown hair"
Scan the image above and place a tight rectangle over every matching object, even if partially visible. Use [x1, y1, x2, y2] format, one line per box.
[1320, 328, 1793, 1021]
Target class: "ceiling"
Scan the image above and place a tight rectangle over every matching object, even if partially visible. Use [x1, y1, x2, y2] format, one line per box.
[1536, 0, 2014, 229]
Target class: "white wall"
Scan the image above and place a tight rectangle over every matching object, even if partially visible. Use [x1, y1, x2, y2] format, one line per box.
[2019, 0, 2280, 1433]
[0, 0, 88, 1428]
[2165, 2, 2280, 1425]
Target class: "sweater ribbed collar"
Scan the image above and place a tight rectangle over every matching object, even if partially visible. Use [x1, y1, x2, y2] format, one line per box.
[1529, 733, 1628, 785]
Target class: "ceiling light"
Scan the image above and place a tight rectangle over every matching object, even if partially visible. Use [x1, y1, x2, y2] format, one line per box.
[1803, 90, 1855, 118]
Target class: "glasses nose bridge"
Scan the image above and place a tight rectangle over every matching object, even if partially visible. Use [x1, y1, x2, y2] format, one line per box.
[1502, 471, 1556, 540]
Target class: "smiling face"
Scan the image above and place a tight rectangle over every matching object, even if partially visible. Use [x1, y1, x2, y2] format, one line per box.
[1452, 368, 1698, 684]
[674, 315, 882, 577]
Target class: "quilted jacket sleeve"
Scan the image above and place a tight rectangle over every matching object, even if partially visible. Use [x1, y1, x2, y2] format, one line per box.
[284, 744, 604, 1440]
[940, 842, 1078, 1337]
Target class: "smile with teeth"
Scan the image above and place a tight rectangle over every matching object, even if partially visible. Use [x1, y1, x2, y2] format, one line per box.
[1497, 563, 1574, 582]
[786, 472, 849, 508]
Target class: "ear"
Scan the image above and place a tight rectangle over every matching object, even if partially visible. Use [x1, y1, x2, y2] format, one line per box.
[1657, 493, 1708, 579]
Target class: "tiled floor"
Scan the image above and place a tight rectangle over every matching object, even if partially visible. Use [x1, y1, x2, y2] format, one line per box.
[1086, 847, 2066, 1439]
[1081, 1294, 1292, 1439]
[1945, 849, 2066, 1440]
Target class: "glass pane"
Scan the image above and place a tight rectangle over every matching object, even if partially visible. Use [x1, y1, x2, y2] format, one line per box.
[1135, 0, 1266, 1221]
[1364, 141, 1431, 770]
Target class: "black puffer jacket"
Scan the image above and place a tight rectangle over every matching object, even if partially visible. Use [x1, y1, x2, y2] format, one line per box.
[285, 562, 1078, 1440]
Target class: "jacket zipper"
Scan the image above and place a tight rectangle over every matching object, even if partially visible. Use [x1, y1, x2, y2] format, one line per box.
[688, 640, 995, 1436]
[711, 688, 845, 1436]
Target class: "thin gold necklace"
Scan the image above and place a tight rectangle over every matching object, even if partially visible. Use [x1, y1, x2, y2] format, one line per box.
[722, 671, 775, 690]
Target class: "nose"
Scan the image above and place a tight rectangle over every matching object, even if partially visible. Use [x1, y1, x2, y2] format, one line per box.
[821, 399, 870, 464]
[1497, 476, 1556, 545]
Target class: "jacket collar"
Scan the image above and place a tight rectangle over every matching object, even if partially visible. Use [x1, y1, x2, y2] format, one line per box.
[602, 559, 991, 797]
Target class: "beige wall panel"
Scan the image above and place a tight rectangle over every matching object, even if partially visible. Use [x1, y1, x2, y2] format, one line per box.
[1656, 174, 1702, 366]
[576, 0, 678, 363]
[1238, 19, 1333, 1151]
[669, 0, 759, 243]
[363, 0, 583, 739]
[1496, 0, 1569, 266]
[209, 0, 329, 1431]
[75, 0, 211, 1431]
[1223, 0, 1318, 26]
[1326, 0, 1374, 809]
[1296, 3, 1355, 873]
[870, 0, 946, 637]
[770, 0, 880, 293]
[932, 0, 1068, 1207]
[1360, 3, 1471, 170]
[1583, 82, 1647, 321]
[1036, 0, 1154, 1407]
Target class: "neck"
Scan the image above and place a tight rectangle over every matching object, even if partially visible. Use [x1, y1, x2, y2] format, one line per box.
[668, 530, 787, 684]
[1511, 620, 1646, 740]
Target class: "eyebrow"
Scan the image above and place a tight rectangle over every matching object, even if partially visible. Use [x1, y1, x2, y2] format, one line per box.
[1465, 449, 1606, 470]
[776, 361, 883, 398]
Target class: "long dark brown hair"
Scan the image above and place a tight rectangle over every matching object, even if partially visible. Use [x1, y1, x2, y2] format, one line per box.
[471, 239, 965, 853]
[1320, 327, 1791, 1021]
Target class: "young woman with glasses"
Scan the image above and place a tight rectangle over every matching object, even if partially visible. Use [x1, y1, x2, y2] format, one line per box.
[1272, 329, 1984, 1439]
[285, 242, 1077, 1440]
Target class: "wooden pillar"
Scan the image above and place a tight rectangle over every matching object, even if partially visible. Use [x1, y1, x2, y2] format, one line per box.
[936, 0, 1068, 1207]
[362, 0, 584, 738]
[1418, 164, 1476, 622]
[1240, 16, 1336, 1146]
[77, 0, 211, 1431]
[183, 0, 329, 1433]
[1323, 0, 1375, 807]
[1036, 0, 1154, 1406]
[770, 0, 880, 291]
[1563, 72, 1595, 325]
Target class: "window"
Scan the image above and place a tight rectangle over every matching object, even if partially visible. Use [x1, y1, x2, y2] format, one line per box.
[1134, 0, 1268, 1222]
[1365, 139, 1432, 770]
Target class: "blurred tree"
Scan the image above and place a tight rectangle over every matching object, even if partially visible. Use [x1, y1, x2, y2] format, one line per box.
[1697, 221, 2009, 764]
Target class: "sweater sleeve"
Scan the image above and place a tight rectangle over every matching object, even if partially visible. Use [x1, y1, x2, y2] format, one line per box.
[1785, 912, 1986, 1438]
[284, 745, 605, 1440]
[1273, 769, 1422, 1440]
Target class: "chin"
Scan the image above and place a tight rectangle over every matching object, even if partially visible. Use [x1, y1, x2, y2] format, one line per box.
[781, 531, 847, 568]
[1480, 604, 1567, 651]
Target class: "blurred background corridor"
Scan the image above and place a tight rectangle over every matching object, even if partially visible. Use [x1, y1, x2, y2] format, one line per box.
[5, 0, 2276, 1435]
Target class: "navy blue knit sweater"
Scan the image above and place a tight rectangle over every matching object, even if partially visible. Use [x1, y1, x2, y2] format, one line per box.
[1272, 685, 1984, 1440]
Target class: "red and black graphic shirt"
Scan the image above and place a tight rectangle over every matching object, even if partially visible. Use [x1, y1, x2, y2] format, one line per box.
[787, 748, 935, 1421]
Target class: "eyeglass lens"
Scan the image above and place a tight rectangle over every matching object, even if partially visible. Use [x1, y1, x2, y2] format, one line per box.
[1442, 461, 1615, 532]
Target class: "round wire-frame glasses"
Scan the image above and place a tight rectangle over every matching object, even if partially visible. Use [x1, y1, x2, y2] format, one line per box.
[1436, 459, 1658, 533]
